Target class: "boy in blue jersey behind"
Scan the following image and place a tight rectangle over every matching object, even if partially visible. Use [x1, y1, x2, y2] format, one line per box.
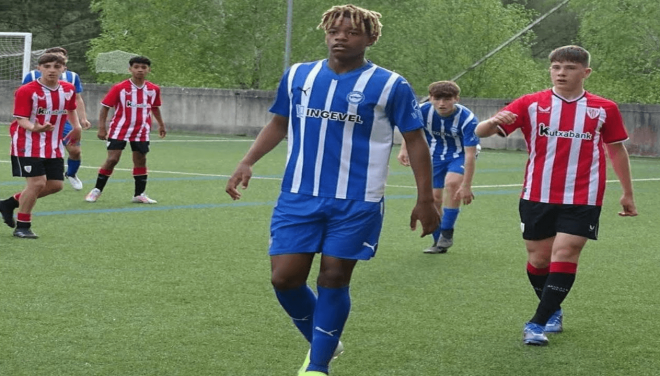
[22, 47, 92, 190]
[398, 81, 480, 254]
[225, 4, 439, 375]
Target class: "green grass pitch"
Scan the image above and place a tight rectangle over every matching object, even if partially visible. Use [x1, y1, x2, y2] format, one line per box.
[1, 125, 659, 375]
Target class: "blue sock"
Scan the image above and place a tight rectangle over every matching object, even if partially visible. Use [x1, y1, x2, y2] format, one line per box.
[66, 159, 81, 177]
[432, 224, 442, 243]
[440, 208, 460, 231]
[274, 285, 317, 343]
[307, 285, 351, 374]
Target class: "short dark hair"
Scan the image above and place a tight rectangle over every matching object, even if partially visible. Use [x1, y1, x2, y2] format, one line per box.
[38, 53, 66, 66]
[45, 47, 68, 57]
[428, 81, 460, 99]
[129, 56, 151, 67]
[549, 45, 590, 67]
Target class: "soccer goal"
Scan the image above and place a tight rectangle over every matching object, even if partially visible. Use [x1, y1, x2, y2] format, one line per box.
[0, 32, 33, 88]
[95, 50, 139, 74]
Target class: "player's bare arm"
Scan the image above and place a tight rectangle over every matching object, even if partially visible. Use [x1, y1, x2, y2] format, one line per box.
[402, 128, 440, 237]
[76, 95, 92, 129]
[475, 111, 517, 137]
[225, 114, 288, 200]
[64, 109, 83, 144]
[397, 138, 410, 166]
[605, 142, 638, 217]
[97, 106, 110, 140]
[17, 117, 53, 133]
[455, 145, 477, 205]
[152, 107, 167, 138]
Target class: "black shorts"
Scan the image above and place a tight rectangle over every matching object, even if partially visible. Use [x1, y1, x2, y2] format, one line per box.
[519, 199, 601, 241]
[11, 156, 64, 180]
[107, 139, 150, 154]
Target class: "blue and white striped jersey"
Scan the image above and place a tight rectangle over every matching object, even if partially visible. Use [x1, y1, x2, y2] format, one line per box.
[270, 59, 424, 202]
[421, 102, 480, 162]
[22, 70, 83, 93]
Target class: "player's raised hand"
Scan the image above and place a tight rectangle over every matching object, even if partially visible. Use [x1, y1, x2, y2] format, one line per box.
[618, 195, 638, 217]
[225, 162, 253, 200]
[491, 110, 517, 125]
[33, 122, 54, 133]
[409, 203, 440, 237]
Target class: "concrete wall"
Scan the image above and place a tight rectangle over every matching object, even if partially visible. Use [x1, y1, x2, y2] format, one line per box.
[1, 83, 658, 157]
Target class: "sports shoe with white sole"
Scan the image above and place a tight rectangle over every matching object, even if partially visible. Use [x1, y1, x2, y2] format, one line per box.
[298, 341, 344, 375]
[523, 322, 548, 346]
[544, 309, 563, 333]
[132, 193, 157, 204]
[436, 235, 453, 249]
[13, 227, 39, 239]
[65, 173, 83, 190]
[85, 188, 102, 202]
[423, 245, 448, 254]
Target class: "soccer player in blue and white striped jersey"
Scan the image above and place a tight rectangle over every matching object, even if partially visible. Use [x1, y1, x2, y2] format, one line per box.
[22, 47, 92, 190]
[398, 81, 480, 254]
[226, 4, 439, 375]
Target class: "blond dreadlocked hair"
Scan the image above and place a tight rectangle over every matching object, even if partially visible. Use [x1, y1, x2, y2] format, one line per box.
[317, 4, 383, 42]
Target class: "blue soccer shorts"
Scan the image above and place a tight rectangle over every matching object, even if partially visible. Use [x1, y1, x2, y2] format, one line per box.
[432, 156, 465, 189]
[269, 192, 384, 260]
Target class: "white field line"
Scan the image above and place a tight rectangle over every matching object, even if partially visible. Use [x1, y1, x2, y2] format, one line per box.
[1, 159, 658, 188]
[0, 133, 253, 142]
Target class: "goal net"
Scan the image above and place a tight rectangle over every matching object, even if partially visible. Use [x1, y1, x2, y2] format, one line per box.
[0, 32, 34, 89]
[96, 50, 139, 74]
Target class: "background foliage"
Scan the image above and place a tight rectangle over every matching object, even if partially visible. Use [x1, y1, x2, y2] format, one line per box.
[571, 0, 660, 103]
[2, 0, 659, 103]
[0, 0, 100, 82]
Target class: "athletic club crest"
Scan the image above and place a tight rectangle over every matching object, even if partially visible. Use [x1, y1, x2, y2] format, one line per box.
[586, 107, 601, 119]
[24, 165, 32, 173]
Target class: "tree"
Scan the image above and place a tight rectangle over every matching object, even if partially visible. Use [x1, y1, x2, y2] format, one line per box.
[503, 0, 580, 59]
[571, 0, 660, 103]
[0, 0, 101, 81]
[364, 0, 548, 98]
[89, 0, 547, 98]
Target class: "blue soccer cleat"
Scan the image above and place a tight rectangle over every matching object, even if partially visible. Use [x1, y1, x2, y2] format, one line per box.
[544, 309, 563, 333]
[523, 322, 548, 346]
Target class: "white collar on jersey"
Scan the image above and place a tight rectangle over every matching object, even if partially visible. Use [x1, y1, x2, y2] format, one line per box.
[129, 78, 146, 89]
[36, 77, 60, 91]
[552, 87, 586, 103]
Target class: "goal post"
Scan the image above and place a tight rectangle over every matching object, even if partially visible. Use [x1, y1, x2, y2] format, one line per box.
[0, 32, 33, 86]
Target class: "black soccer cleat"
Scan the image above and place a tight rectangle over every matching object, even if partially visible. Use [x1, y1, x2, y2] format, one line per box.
[0, 200, 16, 228]
[13, 227, 39, 239]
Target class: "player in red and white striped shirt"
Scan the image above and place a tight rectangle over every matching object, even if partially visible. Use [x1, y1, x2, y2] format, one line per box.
[85, 56, 166, 204]
[476, 45, 637, 346]
[0, 53, 82, 239]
